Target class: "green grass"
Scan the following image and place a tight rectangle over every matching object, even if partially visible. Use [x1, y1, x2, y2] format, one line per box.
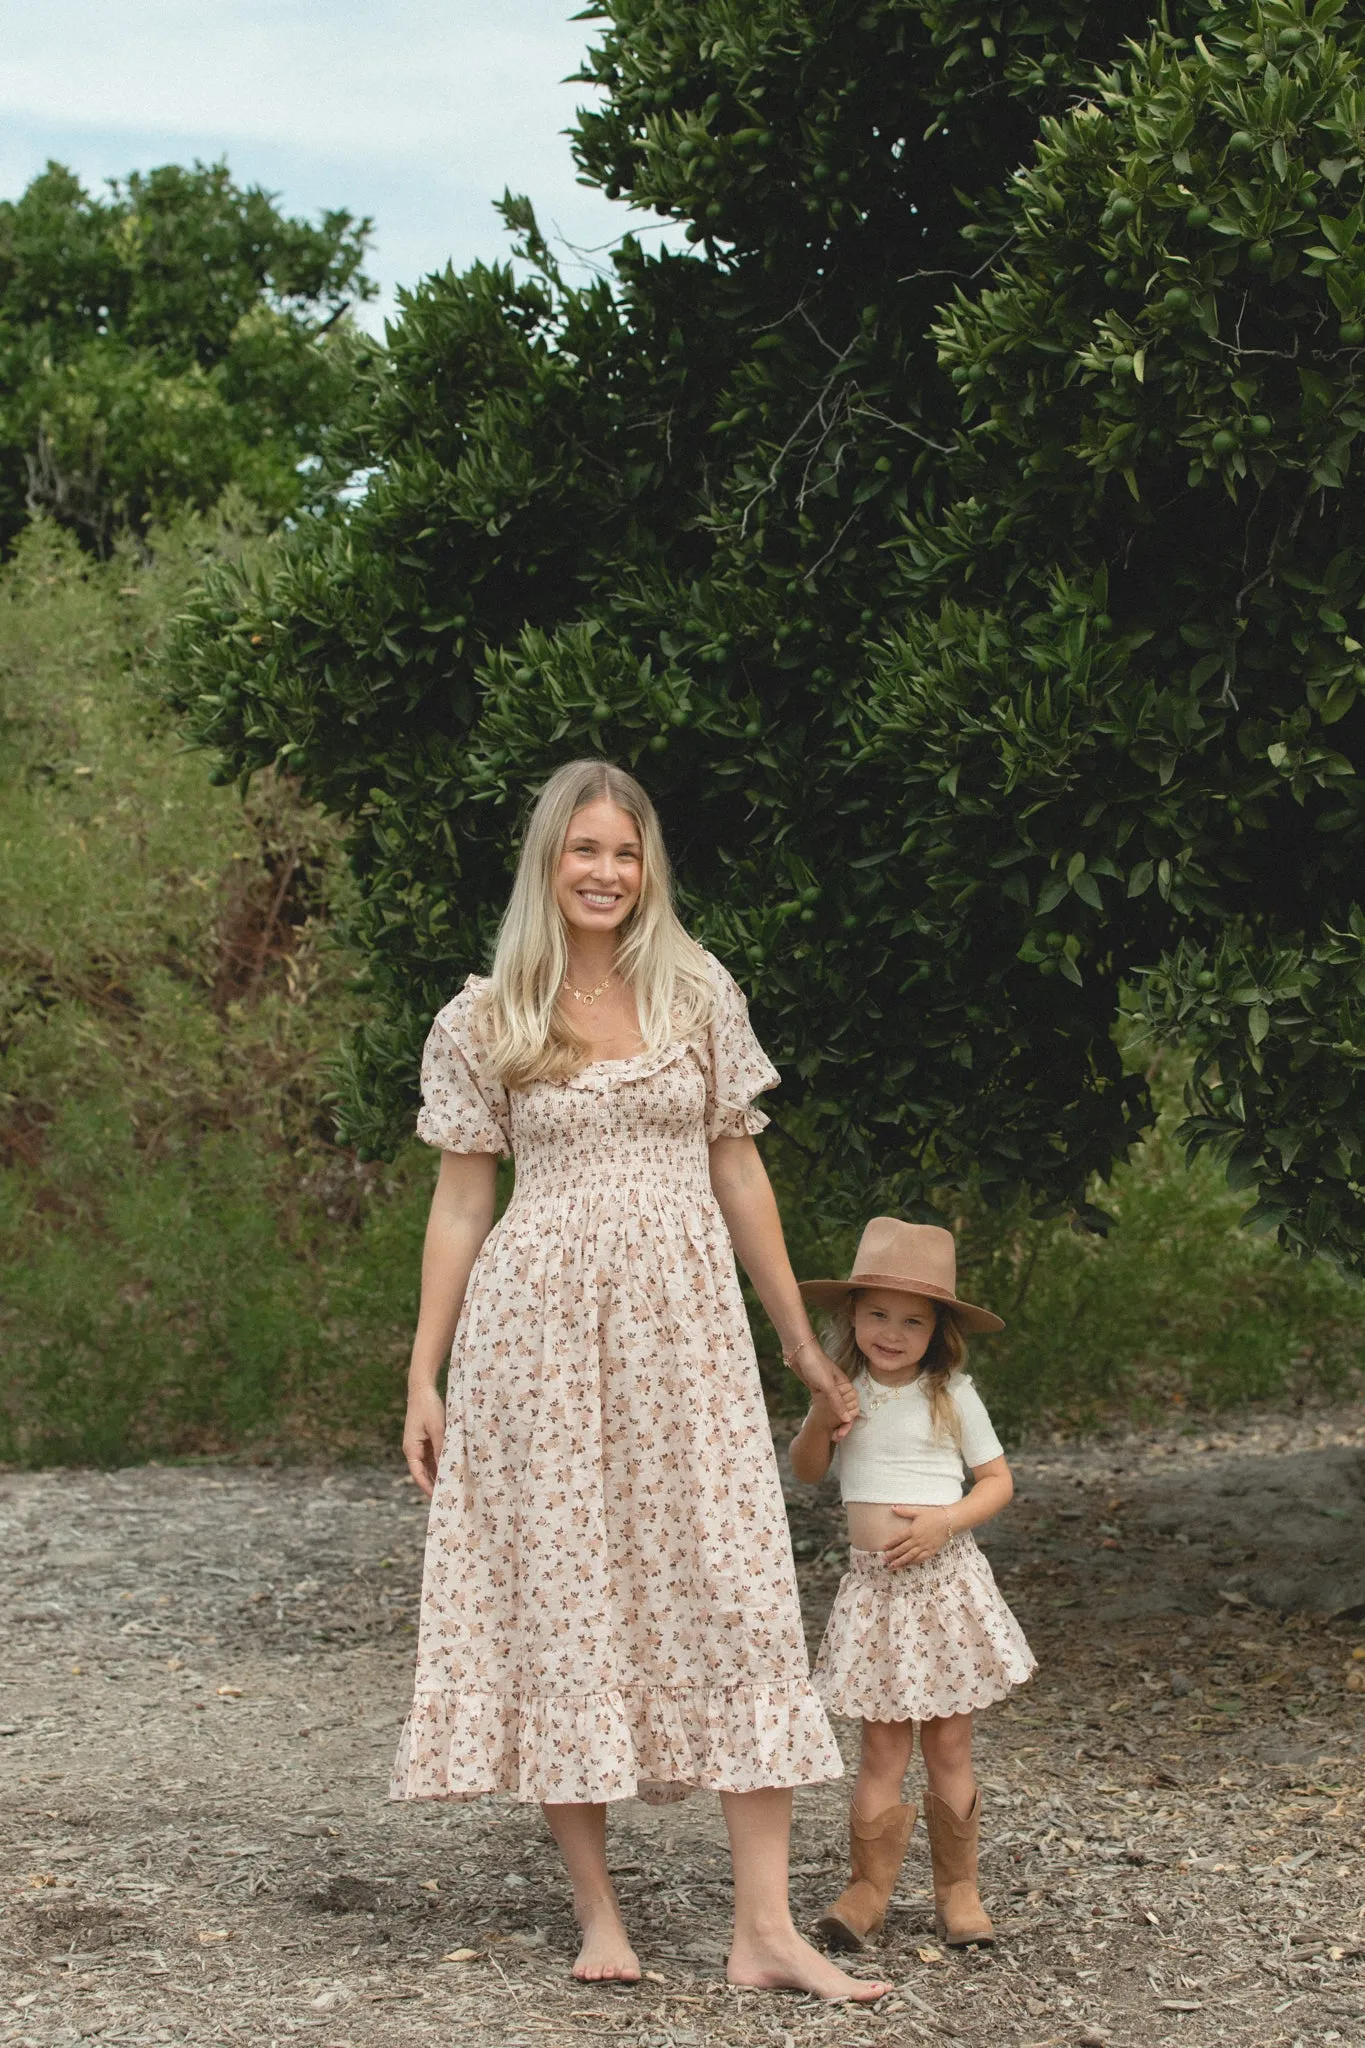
[2, 513, 1360, 1467]
[0, 515, 436, 1466]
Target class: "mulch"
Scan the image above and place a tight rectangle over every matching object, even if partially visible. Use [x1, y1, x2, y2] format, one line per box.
[2, 1396, 1363, 2046]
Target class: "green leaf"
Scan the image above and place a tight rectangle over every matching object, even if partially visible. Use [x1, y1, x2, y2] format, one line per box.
[1225, 1139, 1263, 1193]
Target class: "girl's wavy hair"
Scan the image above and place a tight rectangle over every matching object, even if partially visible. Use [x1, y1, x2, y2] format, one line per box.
[826, 1293, 969, 1447]
[480, 759, 715, 1089]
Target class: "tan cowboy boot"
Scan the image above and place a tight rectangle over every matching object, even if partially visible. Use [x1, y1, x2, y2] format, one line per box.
[815, 1802, 917, 1951]
[924, 1789, 994, 1945]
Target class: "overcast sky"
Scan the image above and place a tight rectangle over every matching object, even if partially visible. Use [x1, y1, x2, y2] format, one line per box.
[0, 1, 671, 330]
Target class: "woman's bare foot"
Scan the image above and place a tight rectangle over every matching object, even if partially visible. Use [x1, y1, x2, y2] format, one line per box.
[571, 1903, 641, 1985]
[728, 1926, 891, 2003]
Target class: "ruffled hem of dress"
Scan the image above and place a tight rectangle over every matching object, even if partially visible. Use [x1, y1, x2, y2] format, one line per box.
[812, 1546, 1037, 1722]
[389, 1678, 843, 1806]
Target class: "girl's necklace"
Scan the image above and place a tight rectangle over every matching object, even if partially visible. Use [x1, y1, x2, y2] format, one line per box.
[859, 1370, 924, 1413]
[563, 967, 616, 1006]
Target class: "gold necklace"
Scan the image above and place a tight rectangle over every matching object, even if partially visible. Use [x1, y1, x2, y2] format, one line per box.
[563, 967, 616, 1006]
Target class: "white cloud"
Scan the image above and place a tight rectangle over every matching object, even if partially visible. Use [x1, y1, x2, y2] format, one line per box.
[0, 0, 674, 322]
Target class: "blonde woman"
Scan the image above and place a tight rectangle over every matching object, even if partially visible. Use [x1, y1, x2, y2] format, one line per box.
[392, 759, 888, 2003]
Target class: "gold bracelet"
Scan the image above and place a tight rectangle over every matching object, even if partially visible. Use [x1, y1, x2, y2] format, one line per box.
[781, 1335, 820, 1372]
[942, 1507, 955, 1539]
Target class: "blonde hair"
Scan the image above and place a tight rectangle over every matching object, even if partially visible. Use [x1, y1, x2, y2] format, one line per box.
[481, 759, 716, 1089]
[828, 1293, 969, 1448]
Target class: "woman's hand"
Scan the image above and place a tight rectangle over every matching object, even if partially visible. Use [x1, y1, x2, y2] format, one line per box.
[884, 1503, 954, 1571]
[402, 1152, 497, 1497]
[705, 1138, 860, 1439]
[403, 1384, 447, 1499]
[788, 1342, 860, 1441]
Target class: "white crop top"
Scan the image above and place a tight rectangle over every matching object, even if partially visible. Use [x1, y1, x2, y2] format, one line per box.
[833, 1371, 1004, 1507]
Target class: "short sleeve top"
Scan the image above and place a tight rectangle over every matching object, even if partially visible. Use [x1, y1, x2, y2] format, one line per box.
[415, 978, 511, 1158]
[698, 957, 780, 1141]
[833, 1371, 1005, 1507]
[415, 953, 777, 1156]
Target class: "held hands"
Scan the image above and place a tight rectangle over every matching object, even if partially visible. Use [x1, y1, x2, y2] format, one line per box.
[884, 1503, 955, 1571]
[783, 1335, 859, 1441]
[402, 1384, 446, 1499]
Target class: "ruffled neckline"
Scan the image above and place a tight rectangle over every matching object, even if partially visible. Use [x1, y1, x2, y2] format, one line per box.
[454, 974, 702, 1094]
[562, 1039, 699, 1093]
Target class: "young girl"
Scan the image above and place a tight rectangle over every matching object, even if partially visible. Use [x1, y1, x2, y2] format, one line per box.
[789, 1217, 1034, 1951]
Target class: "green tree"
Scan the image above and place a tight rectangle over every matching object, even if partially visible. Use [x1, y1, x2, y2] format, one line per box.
[166, 1, 1365, 1273]
[0, 161, 374, 550]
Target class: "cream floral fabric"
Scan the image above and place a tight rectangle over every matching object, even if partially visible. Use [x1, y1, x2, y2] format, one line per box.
[391, 955, 843, 1805]
[814, 1535, 1036, 1723]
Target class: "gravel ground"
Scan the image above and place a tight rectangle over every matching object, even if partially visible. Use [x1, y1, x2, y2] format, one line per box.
[3, 1398, 1364, 2048]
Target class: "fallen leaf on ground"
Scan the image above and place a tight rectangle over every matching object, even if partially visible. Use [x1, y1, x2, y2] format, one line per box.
[442, 1948, 480, 1962]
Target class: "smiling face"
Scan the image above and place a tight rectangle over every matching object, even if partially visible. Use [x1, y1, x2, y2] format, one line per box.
[554, 797, 644, 938]
[851, 1287, 938, 1380]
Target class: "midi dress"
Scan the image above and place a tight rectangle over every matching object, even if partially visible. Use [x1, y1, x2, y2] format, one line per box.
[390, 954, 843, 1807]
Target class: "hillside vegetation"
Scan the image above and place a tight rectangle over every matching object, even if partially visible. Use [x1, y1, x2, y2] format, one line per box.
[0, 516, 433, 1465]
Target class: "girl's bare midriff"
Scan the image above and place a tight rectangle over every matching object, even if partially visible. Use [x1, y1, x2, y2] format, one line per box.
[846, 1500, 947, 1552]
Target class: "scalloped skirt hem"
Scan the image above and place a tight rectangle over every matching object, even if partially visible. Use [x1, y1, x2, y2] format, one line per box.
[813, 1536, 1036, 1723]
[389, 1678, 844, 1806]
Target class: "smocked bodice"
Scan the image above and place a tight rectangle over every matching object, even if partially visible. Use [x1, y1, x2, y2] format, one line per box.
[415, 956, 779, 1208]
[505, 1044, 715, 1206]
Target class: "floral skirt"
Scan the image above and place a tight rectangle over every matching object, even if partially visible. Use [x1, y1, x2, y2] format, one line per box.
[813, 1534, 1035, 1722]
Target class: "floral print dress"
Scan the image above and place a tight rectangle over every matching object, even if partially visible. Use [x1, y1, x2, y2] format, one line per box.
[390, 955, 842, 1806]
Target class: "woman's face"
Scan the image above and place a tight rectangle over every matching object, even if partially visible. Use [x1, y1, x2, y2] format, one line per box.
[555, 798, 644, 938]
[852, 1288, 937, 1377]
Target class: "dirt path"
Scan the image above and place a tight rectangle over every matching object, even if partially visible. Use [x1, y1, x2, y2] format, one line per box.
[3, 1401, 1364, 2048]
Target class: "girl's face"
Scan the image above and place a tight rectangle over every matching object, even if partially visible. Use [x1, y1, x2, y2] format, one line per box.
[853, 1288, 937, 1378]
[555, 798, 644, 938]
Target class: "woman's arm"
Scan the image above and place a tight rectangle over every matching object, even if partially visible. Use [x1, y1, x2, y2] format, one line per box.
[708, 1134, 859, 1433]
[402, 1150, 499, 1497]
[882, 1456, 1015, 1570]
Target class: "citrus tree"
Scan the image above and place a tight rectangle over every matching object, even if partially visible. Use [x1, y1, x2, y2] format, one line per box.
[166, 1, 1365, 1272]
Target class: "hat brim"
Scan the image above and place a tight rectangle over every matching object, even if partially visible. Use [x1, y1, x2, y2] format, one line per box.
[798, 1273, 1004, 1335]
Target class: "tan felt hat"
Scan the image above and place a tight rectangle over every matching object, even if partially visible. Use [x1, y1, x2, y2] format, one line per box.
[798, 1217, 1004, 1333]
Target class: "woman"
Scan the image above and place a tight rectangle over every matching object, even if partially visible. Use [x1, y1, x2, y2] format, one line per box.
[392, 759, 888, 2002]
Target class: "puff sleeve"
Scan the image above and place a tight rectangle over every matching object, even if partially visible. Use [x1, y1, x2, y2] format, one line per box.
[701, 956, 781, 1141]
[415, 977, 512, 1158]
